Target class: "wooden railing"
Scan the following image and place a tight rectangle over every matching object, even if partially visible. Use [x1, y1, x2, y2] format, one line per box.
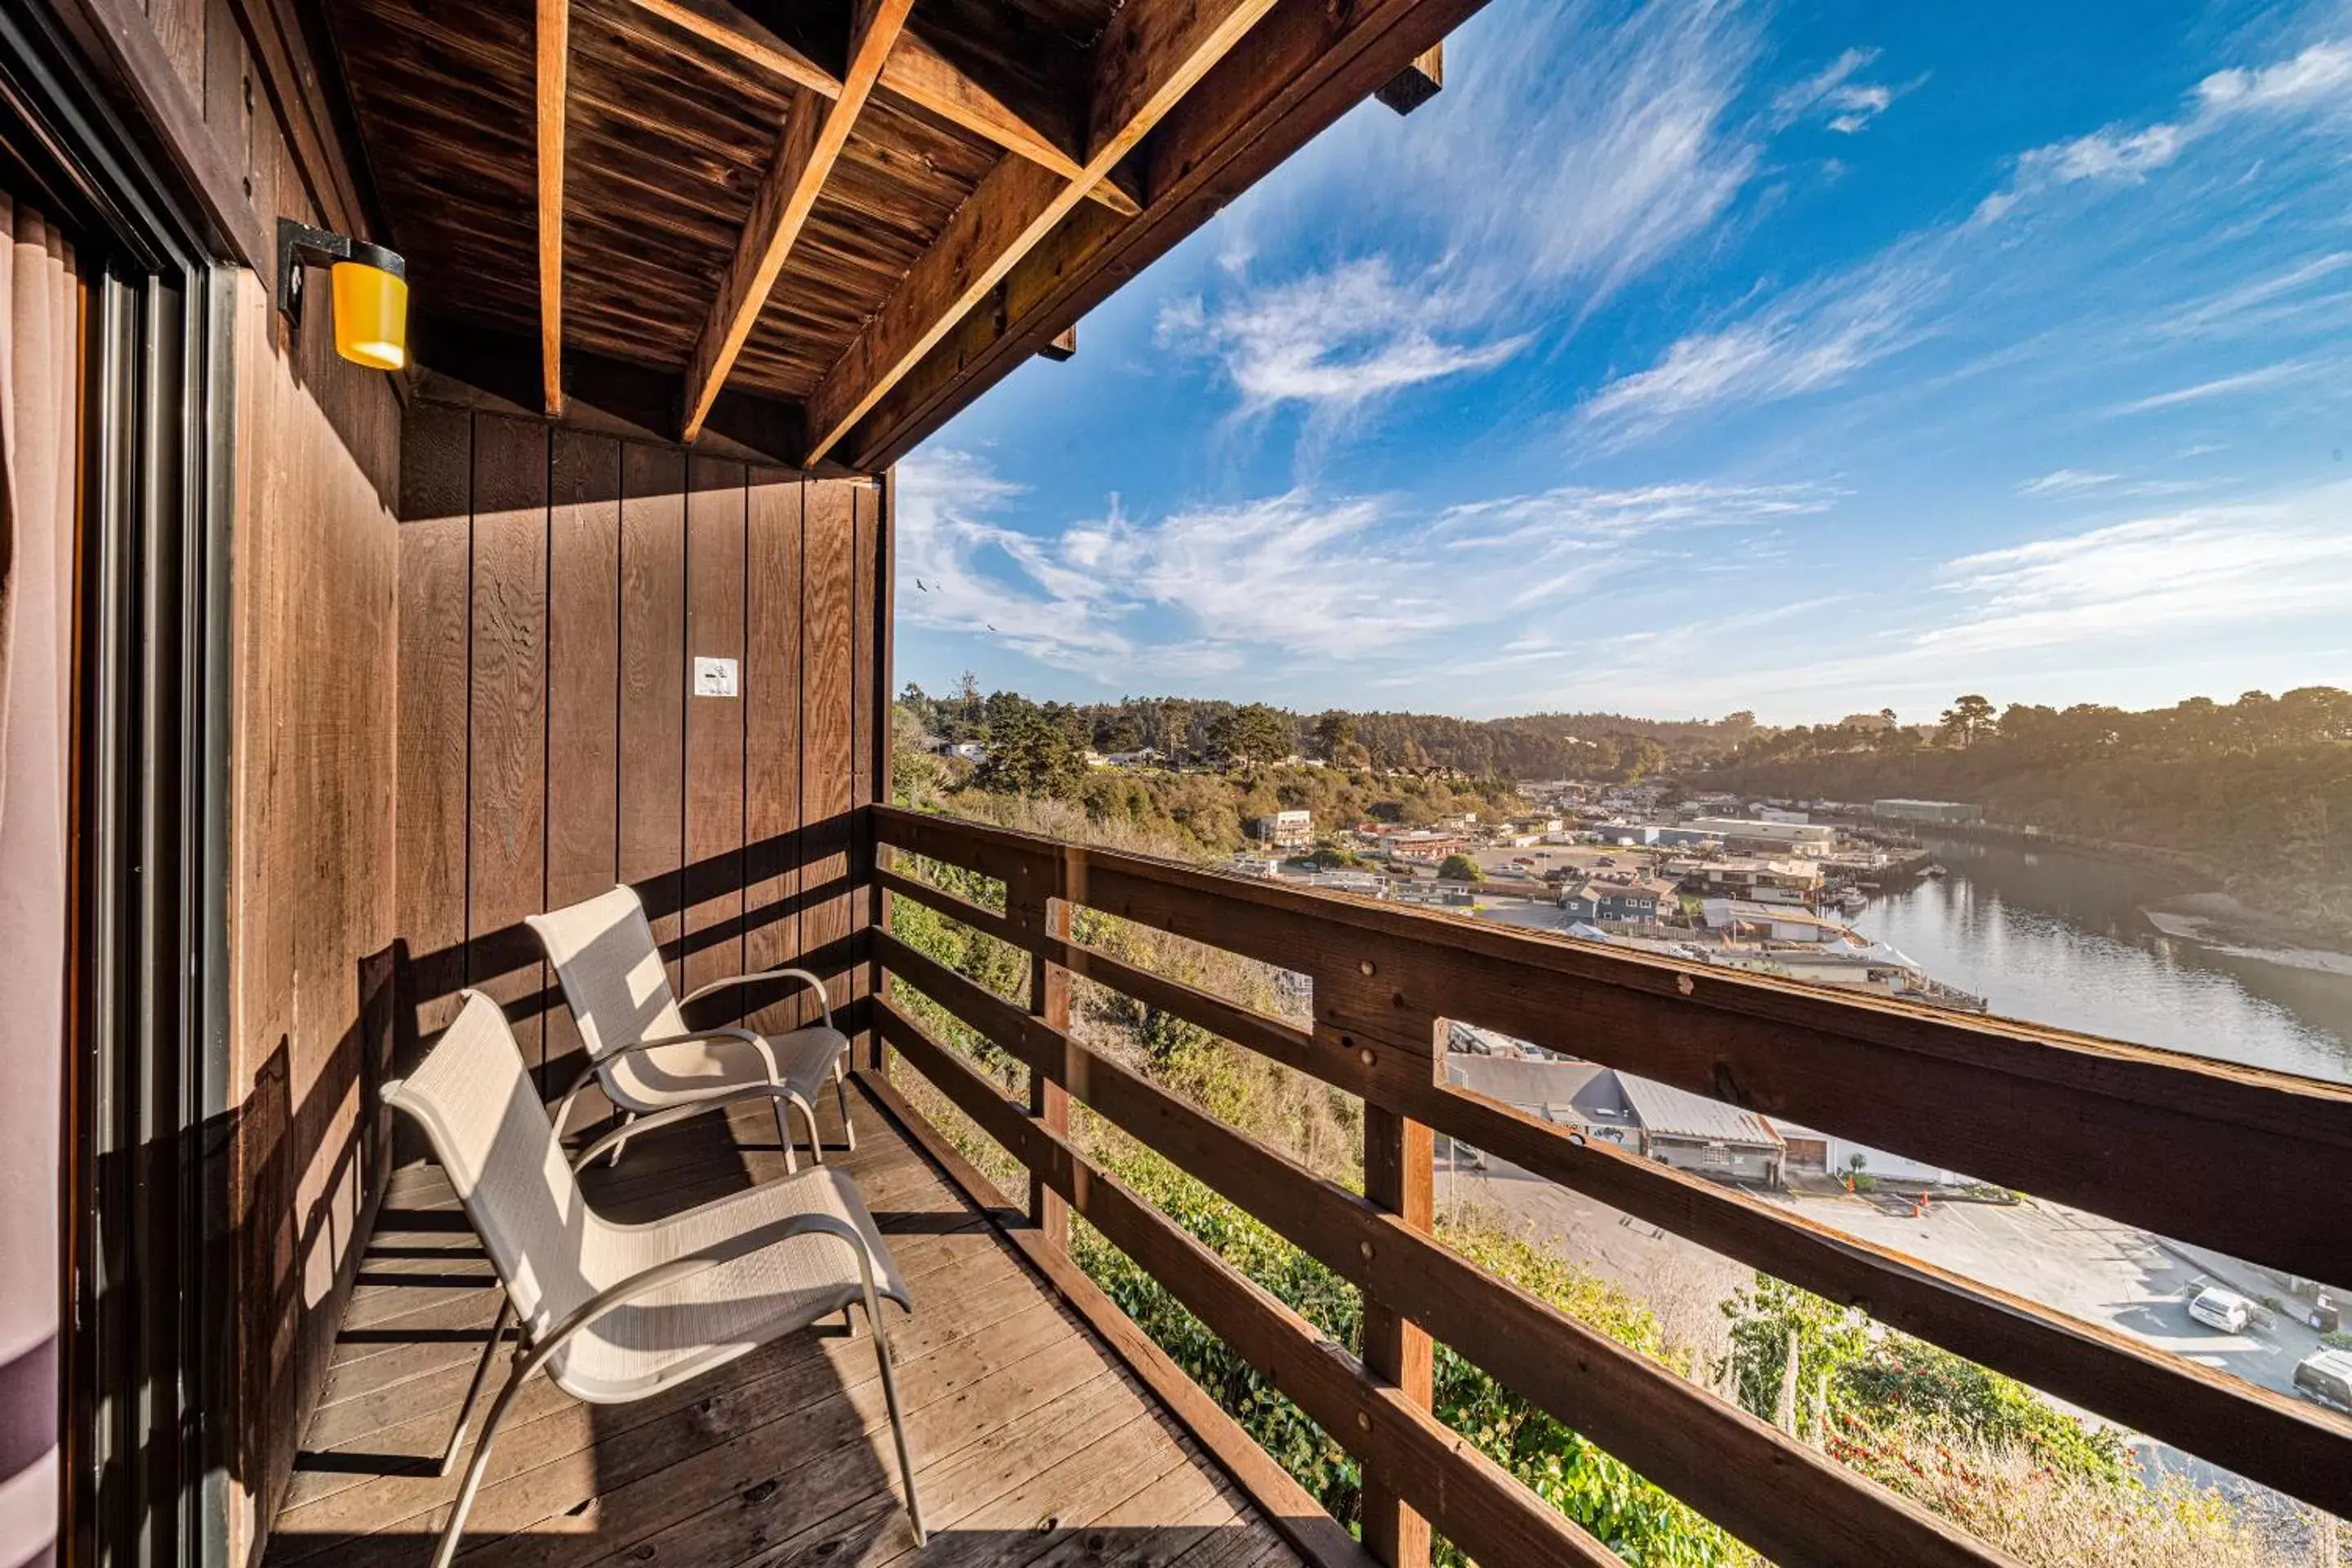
[863, 804, 2352, 1568]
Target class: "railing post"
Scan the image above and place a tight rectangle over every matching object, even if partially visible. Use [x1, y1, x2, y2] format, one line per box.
[1361, 1100, 1435, 1568]
[1023, 893, 1071, 1249]
[871, 841, 895, 1076]
[1320, 943, 1439, 1568]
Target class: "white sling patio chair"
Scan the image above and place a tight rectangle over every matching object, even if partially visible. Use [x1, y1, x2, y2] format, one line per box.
[528, 883, 853, 1174]
[387, 990, 923, 1568]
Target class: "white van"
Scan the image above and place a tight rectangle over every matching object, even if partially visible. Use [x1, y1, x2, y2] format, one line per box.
[2293, 1349, 2352, 1414]
[2187, 1286, 2253, 1333]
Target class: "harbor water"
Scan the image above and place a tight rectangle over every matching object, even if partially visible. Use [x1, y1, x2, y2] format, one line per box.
[1857, 837, 2352, 1087]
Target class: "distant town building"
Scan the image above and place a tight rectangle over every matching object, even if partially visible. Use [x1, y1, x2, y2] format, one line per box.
[1614, 1075, 1786, 1187]
[1558, 878, 1676, 924]
[1247, 808, 1312, 851]
[1682, 817, 1838, 857]
[1374, 830, 1467, 864]
[1445, 1048, 1786, 1187]
[1595, 822, 1661, 846]
[1228, 852, 1282, 879]
[1699, 899, 1850, 942]
[1872, 798, 1984, 825]
[1677, 856, 1824, 905]
[1444, 1055, 1639, 1147]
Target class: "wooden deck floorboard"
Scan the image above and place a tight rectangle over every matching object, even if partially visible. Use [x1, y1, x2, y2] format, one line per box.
[262, 1079, 1304, 1568]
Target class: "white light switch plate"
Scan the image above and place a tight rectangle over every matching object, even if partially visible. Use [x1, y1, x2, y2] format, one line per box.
[693, 656, 738, 697]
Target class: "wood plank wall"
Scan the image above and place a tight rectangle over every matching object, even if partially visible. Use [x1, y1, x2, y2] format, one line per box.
[393, 403, 889, 1122]
[130, 2, 412, 1560]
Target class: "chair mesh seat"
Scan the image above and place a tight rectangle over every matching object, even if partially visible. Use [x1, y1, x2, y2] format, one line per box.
[554, 1165, 911, 1402]
[613, 1022, 849, 1114]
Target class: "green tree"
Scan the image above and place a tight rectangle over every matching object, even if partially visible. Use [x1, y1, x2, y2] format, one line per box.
[1208, 703, 1293, 768]
[1437, 853, 1484, 883]
[1938, 693, 1998, 747]
[1311, 710, 1356, 760]
[1094, 712, 1143, 753]
[1622, 736, 1668, 782]
[972, 710, 1083, 798]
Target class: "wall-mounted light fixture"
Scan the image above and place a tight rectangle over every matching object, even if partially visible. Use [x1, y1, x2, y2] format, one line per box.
[276, 219, 409, 371]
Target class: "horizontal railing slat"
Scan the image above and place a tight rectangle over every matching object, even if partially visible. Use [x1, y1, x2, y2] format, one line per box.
[875, 999, 1621, 1568]
[876, 809, 2352, 1524]
[880, 863, 1319, 1069]
[878, 929, 2010, 1568]
[875, 805, 2352, 1292]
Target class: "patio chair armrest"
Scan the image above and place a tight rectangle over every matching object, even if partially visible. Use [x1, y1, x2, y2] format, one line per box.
[521, 1214, 894, 1373]
[551, 1027, 778, 1132]
[678, 967, 832, 1029]
[568, 1080, 798, 1170]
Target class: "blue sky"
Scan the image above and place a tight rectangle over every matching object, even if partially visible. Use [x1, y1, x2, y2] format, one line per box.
[895, 1, 2352, 724]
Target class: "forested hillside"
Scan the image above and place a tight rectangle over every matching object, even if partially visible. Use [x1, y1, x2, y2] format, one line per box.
[1702, 688, 2352, 929]
[899, 679, 1757, 781]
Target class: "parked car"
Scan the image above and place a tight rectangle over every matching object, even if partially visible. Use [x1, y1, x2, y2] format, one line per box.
[2293, 1349, 2352, 1414]
[2187, 1285, 2254, 1333]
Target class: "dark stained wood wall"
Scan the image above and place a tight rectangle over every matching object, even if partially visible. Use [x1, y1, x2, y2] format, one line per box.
[394, 403, 889, 1126]
[110, 2, 415, 1561]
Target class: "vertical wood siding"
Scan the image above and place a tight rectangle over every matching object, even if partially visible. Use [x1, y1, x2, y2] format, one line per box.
[394, 407, 888, 1103]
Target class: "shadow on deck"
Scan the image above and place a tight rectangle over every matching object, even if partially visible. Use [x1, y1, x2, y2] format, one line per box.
[261, 1081, 1302, 1568]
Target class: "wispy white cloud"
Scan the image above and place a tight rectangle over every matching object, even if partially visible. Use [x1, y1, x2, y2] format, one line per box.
[1157, 258, 1526, 418]
[1578, 259, 1938, 442]
[2154, 252, 2352, 340]
[1395, 0, 1769, 302]
[1974, 39, 2352, 224]
[1931, 483, 2352, 657]
[1172, 1, 1775, 434]
[898, 450, 1837, 678]
[894, 450, 1134, 668]
[2109, 359, 2317, 414]
[1771, 47, 1907, 135]
[1538, 480, 2352, 716]
[2019, 469, 2118, 497]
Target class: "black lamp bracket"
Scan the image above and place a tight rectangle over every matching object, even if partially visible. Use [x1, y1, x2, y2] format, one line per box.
[276, 219, 407, 325]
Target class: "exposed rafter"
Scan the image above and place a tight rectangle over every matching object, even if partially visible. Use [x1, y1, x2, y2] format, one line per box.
[801, 0, 1281, 466]
[621, 0, 1138, 217]
[622, 0, 838, 96]
[535, 0, 568, 415]
[844, 0, 1488, 472]
[884, 30, 1141, 217]
[679, 0, 915, 443]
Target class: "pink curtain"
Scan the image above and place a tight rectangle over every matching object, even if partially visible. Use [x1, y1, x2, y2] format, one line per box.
[0, 189, 78, 1568]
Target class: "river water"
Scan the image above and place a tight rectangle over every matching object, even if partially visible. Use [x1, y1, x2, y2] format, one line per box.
[1855, 836, 2352, 1087]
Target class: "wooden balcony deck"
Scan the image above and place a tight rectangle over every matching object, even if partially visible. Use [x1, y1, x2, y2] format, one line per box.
[261, 1082, 1304, 1568]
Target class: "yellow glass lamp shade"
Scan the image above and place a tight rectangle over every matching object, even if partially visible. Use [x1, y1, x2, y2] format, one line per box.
[330, 260, 409, 371]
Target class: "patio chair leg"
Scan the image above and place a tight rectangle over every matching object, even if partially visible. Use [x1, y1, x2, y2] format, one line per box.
[606, 1110, 638, 1169]
[773, 1097, 799, 1175]
[834, 1072, 856, 1153]
[439, 1295, 514, 1475]
[432, 1353, 533, 1568]
[797, 1096, 826, 1165]
[866, 1299, 924, 1546]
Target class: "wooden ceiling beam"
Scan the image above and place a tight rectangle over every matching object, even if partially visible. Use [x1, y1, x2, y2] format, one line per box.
[619, 0, 1137, 217]
[680, 0, 914, 443]
[800, 0, 1281, 466]
[882, 31, 1141, 218]
[536, 0, 567, 415]
[843, 0, 1489, 472]
[621, 0, 840, 97]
